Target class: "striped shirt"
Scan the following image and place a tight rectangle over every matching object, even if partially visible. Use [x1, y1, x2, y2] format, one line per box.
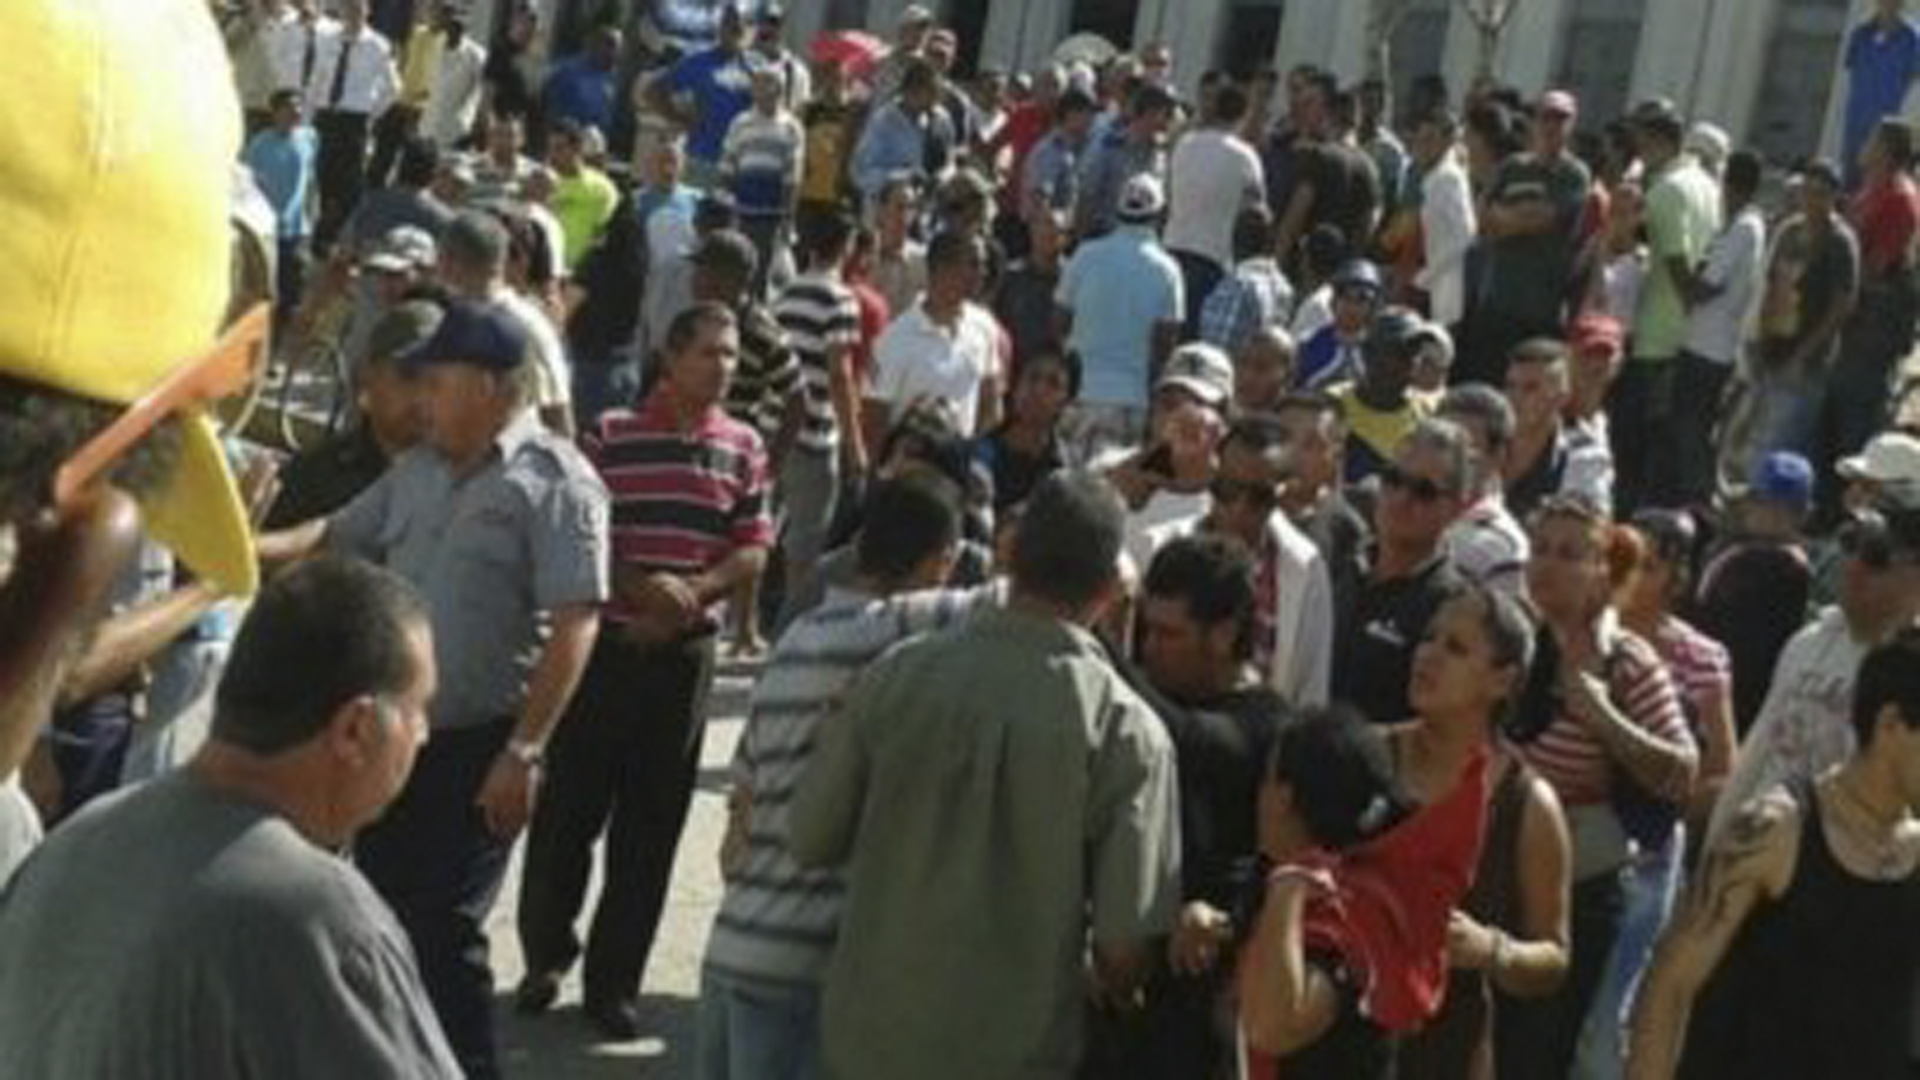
[705, 584, 994, 985]
[1444, 497, 1530, 598]
[773, 272, 862, 452]
[722, 303, 800, 441]
[1646, 615, 1731, 728]
[583, 391, 772, 620]
[1517, 626, 1692, 807]
[721, 109, 804, 217]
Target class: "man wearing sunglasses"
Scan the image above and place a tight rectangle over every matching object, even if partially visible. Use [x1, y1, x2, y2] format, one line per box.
[1331, 418, 1472, 726]
[1708, 501, 1920, 849]
[1139, 414, 1335, 708]
[0, 0, 269, 885]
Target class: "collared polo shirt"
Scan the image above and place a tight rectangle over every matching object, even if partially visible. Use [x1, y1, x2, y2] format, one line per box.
[1636, 156, 1721, 361]
[1057, 226, 1183, 408]
[1332, 550, 1465, 725]
[869, 300, 1003, 435]
[584, 389, 773, 622]
[328, 411, 611, 729]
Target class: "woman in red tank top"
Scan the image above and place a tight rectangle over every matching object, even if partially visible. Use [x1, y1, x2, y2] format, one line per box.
[1239, 585, 1535, 1078]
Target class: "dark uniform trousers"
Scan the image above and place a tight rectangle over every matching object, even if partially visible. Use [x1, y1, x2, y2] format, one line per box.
[519, 627, 717, 1005]
[314, 108, 372, 250]
[355, 716, 515, 1080]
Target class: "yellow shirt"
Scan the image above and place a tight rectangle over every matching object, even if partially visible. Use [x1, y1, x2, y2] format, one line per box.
[399, 24, 443, 107]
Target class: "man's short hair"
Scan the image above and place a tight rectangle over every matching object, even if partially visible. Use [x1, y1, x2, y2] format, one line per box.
[857, 472, 963, 584]
[212, 556, 428, 756]
[1401, 416, 1476, 497]
[1221, 411, 1288, 459]
[1725, 149, 1763, 199]
[1232, 206, 1276, 262]
[664, 301, 737, 358]
[1056, 87, 1098, 120]
[797, 204, 855, 267]
[549, 117, 585, 146]
[1023, 344, 1084, 401]
[1416, 107, 1460, 140]
[900, 58, 939, 96]
[268, 88, 303, 112]
[1130, 82, 1177, 118]
[441, 210, 510, 274]
[1143, 533, 1259, 660]
[1301, 224, 1349, 279]
[1212, 82, 1250, 125]
[1011, 471, 1126, 608]
[1878, 118, 1918, 169]
[1439, 382, 1517, 456]
[1853, 625, 1920, 748]
[1508, 336, 1570, 374]
[1274, 388, 1346, 435]
[925, 229, 982, 273]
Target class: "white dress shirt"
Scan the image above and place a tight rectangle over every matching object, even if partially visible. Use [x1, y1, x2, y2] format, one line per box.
[423, 36, 488, 148]
[267, 12, 337, 97]
[869, 300, 1003, 435]
[305, 24, 399, 118]
[1162, 127, 1266, 270]
[1417, 150, 1477, 327]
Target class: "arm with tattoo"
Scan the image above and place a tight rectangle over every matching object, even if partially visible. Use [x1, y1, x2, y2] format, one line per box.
[1626, 787, 1800, 1079]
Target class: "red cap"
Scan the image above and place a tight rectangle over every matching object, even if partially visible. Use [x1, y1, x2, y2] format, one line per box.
[1568, 312, 1624, 356]
[1540, 90, 1578, 119]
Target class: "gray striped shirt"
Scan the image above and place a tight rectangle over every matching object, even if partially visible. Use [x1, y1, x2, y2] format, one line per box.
[704, 583, 996, 985]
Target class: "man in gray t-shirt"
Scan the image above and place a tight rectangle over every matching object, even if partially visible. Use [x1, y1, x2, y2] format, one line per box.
[0, 558, 460, 1079]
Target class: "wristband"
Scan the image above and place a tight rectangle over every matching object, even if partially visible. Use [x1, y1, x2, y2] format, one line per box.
[505, 739, 545, 768]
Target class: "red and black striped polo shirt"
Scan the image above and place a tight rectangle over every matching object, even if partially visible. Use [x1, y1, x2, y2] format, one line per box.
[584, 390, 774, 617]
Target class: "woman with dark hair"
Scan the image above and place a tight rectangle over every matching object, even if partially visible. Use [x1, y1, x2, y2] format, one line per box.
[1397, 600, 1575, 1080]
[1561, 507, 1739, 1071]
[1506, 497, 1697, 1075]
[1241, 584, 1537, 1078]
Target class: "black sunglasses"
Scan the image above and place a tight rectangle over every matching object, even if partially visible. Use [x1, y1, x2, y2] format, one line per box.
[1840, 512, 1919, 571]
[1380, 463, 1451, 502]
[1211, 476, 1279, 510]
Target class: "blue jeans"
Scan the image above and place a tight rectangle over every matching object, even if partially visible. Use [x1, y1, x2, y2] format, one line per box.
[698, 966, 821, 1080]
[1571, 831, 1684, 1080]
[1747, 360, 1828, 468]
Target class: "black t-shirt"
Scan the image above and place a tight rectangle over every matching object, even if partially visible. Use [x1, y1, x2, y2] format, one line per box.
[1692, 538, 1813, 735]
[1758, 216, 1860, 363]
[973, 427, 1067, 516]
[1160, 686, 1293, 907]
[1300, 141, 1381, 252]
[1332, 550, 1466, 725]
[991, 259, 1061, 371]
[264, 425, 390, 529]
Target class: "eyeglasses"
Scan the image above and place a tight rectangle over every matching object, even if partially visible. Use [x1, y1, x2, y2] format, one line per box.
[1840, 511, 1920, 571]
[1380, 463, 1451, 503]
[52, 303, 270, 509]
[1210, 476, 1279, 511]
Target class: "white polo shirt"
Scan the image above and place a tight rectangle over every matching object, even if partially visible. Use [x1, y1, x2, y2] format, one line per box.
[870, 300, 1004, 435]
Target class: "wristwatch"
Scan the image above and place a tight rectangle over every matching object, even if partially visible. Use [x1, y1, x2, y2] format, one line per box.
[505, 738, 545, 769]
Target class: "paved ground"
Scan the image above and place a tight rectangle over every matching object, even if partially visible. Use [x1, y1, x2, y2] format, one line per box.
[487, 659, 756, 1079]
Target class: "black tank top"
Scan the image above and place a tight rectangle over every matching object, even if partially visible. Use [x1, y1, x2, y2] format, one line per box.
[1679, 779, 1920, 1080]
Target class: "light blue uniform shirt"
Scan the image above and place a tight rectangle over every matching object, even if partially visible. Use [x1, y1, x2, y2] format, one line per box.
[1056, 225, 1184, 408]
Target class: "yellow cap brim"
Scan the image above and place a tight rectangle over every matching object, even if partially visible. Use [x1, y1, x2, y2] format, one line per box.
[138, 411, 257, 597]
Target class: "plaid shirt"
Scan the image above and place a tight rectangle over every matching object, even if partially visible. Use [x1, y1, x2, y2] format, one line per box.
[1199, 257, 1295, 355]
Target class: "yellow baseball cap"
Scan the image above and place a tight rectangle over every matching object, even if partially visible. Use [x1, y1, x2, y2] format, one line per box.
[0, 0, 258, 595]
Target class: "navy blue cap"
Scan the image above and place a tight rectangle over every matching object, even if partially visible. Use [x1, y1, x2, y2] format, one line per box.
[399, 300, 529, 372]
[1749, 451, 1814, 509]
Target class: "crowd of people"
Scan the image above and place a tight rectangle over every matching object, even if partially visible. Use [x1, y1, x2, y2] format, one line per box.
[5, 0, 1920, 1078]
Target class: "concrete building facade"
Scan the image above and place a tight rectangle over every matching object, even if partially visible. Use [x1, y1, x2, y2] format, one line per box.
[777, 0, 1911, 166]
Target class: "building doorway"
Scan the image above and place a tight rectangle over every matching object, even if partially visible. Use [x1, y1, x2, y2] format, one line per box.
[1553, 0, 1648, 126]
[1750, 0, 1853, 165]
